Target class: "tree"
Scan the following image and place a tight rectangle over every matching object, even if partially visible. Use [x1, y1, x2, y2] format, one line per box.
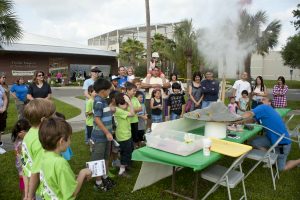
[281, 34, 300, 69]
[281, 4, 300, 69]
[118, 38, 145, 68]
[145, 0, 151, 71]
[174, 20, 199, 82]
[238, 10, 281, 78]
[0, 0, 22, 46]
[151, 33, 176, 73]
[292, 4, 300, 31]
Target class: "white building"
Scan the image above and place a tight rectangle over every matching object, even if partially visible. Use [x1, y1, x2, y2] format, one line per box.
[218, 51, 300, 81]
[88, 22, 180, 53]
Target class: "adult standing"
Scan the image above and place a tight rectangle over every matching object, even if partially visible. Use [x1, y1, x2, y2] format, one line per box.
[117, 66, 128, 88]
[201, 71, 219, 108]
[272, 76, 288, 108]
[232, 72, 251, 102]
[27, 71, 52, 100]
[142, 66, 170, 132]
[82, 66, 100, 144]
[168, 73, 185, 95]
[251, 76, 268, 109]
[242, 97, 300, 171]
[83, 66, 101, 99]
[0, 78, 8, 146]
[10, 77, 29, 119]
[188, 71, 203, 111]
[0, 73, 10, 106]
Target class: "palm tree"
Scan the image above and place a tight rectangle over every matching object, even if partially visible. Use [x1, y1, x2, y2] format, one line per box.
[145, 0, 151, 71]
[151, 33, 176, 73]
[118, 38, 145, 68]
[174, 19, 199, 82]
[238, 10, 281, 78]
[0, 0, 22, 46]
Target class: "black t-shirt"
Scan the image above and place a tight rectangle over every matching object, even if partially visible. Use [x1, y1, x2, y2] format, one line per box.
[151, 97, 162, 115]
[28, 82, 52, 98]
[168, 93, 186, 115]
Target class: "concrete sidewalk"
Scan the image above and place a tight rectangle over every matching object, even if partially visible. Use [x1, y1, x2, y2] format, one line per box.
[1, 96, 86, 152]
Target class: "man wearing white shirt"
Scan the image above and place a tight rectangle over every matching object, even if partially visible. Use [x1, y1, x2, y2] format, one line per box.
[232, 72, 251, 102]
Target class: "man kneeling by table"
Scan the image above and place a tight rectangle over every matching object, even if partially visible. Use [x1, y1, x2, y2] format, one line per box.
[242, 97, 300, 171]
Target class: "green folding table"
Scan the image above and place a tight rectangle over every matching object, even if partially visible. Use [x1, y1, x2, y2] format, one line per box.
[132, 108, 291, 199]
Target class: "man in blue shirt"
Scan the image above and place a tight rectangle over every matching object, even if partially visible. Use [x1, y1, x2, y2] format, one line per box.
[117, 66, 128, 88]
[242, 97, 300, 171]
[201, 71, 219, 108]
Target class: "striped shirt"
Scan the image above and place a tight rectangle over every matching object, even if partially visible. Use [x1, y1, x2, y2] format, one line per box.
[91, 95, 112, 142]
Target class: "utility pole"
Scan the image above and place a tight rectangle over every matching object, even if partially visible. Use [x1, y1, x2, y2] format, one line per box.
[145, 0, 151, 71]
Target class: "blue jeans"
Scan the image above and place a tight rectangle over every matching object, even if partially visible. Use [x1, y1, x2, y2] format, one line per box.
[201, 100, 215, 109]
[250, 136, 291, 171]
[170, 112, 180, 120]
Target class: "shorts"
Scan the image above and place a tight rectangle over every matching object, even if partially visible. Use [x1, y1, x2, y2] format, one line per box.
[90, 141, 111, 161]
[137, 130, 145, 141]
[131, 122, 139, 143]
[119, 139, 134, 166]
[152, 114, 163, 123]
[250, 136, 291, 171]
[0, 111, 7, 132]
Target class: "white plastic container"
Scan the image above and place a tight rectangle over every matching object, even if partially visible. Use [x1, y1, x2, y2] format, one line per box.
[202, 138, 212, 156]
[145, 129, 204, 156]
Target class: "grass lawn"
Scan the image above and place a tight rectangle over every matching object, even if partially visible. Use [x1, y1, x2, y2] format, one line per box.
[75, 95, 85, 100]
[1, 112, 300, 199]
[5, 98, 81, 134]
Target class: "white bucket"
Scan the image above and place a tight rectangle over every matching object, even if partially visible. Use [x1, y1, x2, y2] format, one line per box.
[204, 122, 227, 139]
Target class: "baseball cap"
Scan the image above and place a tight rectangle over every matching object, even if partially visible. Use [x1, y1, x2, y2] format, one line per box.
[91, 66, 101, 73]
[111, 75, 120, 81]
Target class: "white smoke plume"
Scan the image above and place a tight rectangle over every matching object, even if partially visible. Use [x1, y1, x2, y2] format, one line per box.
[197, 0, 254, 78]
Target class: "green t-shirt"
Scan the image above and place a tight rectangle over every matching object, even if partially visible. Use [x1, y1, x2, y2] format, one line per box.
[21, 127, 44, 177]
[114, 107, 131, 142]
[128, 96, 141, 123]
[40, 151, 77, 200]
[85, 98, 94, 126]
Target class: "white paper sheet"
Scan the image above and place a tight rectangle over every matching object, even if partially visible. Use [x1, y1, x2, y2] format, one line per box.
[86, 160, 106, 177]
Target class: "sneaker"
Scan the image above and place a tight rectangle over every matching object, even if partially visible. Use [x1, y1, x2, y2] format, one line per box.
[0, 141, 3, 147]
[102, 177, 116, 188]
[146, 128, 151, 133]
[94, 183, 109, 192]
[118, 171, 131, 178]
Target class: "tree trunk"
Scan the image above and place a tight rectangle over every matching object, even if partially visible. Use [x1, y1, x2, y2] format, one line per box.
[187, 56, 192, 84]
[244, 53, 252, 80]
[145, 0, 151, 71]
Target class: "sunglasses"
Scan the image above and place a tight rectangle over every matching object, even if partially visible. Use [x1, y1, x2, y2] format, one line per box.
[37, 74, 44, 77]
[1, 77, 6, 78]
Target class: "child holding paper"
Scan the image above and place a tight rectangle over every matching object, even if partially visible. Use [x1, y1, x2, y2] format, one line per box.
[39, 117, 91, 199]
[114, 93, 135, 177]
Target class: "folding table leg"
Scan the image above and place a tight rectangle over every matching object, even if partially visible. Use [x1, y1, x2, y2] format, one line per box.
[193, 172, 199, 199]
[172, 166, 176, 192]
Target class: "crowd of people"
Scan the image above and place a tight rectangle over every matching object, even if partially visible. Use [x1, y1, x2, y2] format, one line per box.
[0, 63, 297, 199]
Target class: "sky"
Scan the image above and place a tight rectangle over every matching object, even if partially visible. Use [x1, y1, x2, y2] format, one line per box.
[14, 0, 298, 50]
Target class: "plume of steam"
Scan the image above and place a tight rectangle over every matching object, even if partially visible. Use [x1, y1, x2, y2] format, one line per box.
[197, 0, 254, 78]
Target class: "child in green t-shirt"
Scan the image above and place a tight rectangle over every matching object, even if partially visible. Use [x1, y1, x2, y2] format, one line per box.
[114, 93, 135, 177]
[39, 117, 92, 199]
[21, 98, 56, 199]
[86, 85, 96, 146]
[125, 82, 142, 148]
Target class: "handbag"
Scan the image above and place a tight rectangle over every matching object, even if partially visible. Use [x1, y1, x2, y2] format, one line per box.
[185, 99, 193, 113]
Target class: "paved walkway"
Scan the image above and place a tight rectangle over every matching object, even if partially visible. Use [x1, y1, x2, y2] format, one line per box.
[1, 96, 86, 152]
